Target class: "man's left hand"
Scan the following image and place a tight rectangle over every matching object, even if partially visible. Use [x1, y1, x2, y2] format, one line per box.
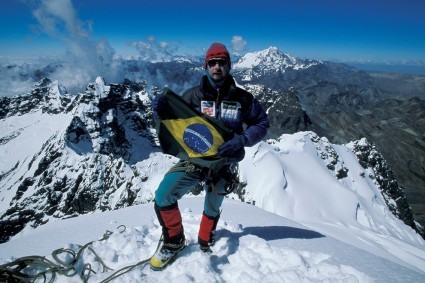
[218, 134, 247, 157]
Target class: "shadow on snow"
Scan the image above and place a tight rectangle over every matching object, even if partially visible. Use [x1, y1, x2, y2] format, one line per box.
[208, 225, 324, 273]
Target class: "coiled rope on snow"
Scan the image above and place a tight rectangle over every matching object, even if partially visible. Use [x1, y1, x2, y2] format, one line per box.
[0, 225, 159, 282]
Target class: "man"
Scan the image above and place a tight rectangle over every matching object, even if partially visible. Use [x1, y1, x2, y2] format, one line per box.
[150, 42, 269, 270]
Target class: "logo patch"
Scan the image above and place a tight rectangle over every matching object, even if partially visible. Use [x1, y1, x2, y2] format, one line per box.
[220, 101, 241, 121]
[201, 101, 216, 116]
[183, 123, 213, 154]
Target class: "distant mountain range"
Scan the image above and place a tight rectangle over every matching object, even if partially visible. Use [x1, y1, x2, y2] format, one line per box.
[0, 46, 424, 243]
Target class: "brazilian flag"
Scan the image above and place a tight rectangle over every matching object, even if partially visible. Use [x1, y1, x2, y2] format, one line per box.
[156, 88, 233, 170]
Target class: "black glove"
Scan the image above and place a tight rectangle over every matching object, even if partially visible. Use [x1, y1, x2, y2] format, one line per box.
[218, 134, 247, 158]
[152, 95, 168, 119]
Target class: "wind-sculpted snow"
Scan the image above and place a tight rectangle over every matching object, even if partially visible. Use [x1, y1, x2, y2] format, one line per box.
[238, 132, 425, 272]
[347, 138, 416, 230]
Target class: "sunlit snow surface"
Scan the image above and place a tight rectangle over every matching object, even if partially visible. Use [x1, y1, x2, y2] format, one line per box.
[1, 198, 423, 282]
[1, 130, 425, 282]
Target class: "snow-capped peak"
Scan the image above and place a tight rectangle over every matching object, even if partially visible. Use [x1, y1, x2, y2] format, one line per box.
[94, 76, 110, 98]
[234, 46, 298, 69]
[232, 46, 320, 81]
[49, 80, 68, 97]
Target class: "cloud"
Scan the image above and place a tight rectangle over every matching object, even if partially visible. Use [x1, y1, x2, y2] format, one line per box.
[32, 0, 89, 39]
[29, 0, 117, 88]
[231, 36, 247, 52]
[131, 36, 179, 62]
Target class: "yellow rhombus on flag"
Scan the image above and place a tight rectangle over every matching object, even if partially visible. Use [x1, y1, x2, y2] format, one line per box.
[156, 88, 233, 170]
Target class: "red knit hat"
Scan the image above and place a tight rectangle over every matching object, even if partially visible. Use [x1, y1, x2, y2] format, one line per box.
[204, 43, 231, 69]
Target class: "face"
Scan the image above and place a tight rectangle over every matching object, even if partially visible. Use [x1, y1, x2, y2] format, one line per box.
[206, 58, 229, 81]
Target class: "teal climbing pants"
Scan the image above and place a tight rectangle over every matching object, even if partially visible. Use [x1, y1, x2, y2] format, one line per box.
[154, 162, 228, 217]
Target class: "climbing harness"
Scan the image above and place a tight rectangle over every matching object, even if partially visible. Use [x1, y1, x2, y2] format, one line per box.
[202, 163, 243, 196]
[167, 160, 243, 196]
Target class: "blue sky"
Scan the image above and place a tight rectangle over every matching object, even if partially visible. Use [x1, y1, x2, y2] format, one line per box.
[1, 0, 425, 64]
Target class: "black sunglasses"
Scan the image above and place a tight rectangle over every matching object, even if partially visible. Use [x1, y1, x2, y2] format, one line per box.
[207, 59, 228, 68]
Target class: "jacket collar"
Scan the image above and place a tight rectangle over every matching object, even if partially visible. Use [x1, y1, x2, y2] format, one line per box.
[200, 74, 236, 96]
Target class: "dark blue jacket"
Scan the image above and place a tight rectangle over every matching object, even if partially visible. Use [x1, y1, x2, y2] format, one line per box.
[183, 75, 270, 161]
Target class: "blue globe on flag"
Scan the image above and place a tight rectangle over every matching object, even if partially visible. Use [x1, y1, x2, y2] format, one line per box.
[183, 123, 213, 154]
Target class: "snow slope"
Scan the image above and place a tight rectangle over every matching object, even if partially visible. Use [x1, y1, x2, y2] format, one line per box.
[0, 110, 73, 211]
[1, 197, 424, 282]
[237, 133, 425, 274]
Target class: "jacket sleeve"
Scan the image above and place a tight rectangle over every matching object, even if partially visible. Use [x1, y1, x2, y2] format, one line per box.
[242, 99, 270, 147]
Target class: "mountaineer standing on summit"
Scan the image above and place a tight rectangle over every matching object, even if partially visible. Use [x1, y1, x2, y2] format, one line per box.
[150, 42, 270, 270]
